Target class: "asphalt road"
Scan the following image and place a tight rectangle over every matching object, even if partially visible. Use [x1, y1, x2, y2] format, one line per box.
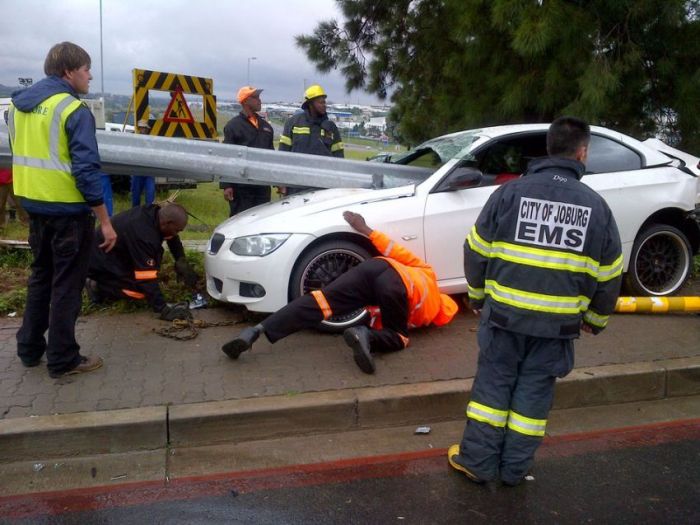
[3, 419, 698, 524]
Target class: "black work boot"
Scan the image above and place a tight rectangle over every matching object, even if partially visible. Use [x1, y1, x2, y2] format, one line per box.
[343, 326, 375, 374]
[85, 278, 103, 305]
[222, 325, 263, 359]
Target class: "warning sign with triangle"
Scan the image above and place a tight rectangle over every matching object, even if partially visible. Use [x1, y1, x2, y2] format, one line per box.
[163, 86, 195, 123]
[133, 68, 217, 139]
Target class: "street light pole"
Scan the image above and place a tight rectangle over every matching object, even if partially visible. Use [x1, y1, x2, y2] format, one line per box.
[99, 0, 104, 95]
[247, 57, 257, 85]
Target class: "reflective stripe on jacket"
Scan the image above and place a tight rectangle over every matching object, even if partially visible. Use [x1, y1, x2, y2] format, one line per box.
[370, 230, 458, 328]
[464, 157, 623, 338]
[278, 109, 344, 158]
[8, 94, 85, 203]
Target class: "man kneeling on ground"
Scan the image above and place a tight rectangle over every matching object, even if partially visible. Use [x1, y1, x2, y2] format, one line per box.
[86, 202, 198, 320]
[222, 211, 459, 373]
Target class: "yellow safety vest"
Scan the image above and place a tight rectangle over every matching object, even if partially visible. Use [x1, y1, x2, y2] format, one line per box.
[8, 93, 86, 203]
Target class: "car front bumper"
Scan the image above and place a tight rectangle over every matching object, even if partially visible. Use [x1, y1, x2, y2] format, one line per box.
[205, 233, 314, 313]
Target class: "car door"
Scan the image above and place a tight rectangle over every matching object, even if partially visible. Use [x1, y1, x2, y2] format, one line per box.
[579, 134, 647, 248]
[422, 131, 549, 289]
[422, 178, 498, 289]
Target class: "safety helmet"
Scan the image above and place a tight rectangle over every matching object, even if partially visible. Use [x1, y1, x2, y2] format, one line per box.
[302, 84, 327, 108]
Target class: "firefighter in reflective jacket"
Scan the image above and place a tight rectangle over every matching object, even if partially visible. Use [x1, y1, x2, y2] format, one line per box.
[278, 84, 344, 194]
[448, 117, 623, 487]
[86, 203, 198, 321]
[221, 210, 458, 374]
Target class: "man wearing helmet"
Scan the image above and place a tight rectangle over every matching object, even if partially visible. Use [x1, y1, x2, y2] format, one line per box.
[278, 84, 344, 194]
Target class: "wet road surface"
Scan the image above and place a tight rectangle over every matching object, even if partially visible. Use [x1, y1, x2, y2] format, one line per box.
[2, 419, 699, 524]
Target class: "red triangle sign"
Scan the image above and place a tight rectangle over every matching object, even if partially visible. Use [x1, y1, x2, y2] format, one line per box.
[163, 86, 195, 123]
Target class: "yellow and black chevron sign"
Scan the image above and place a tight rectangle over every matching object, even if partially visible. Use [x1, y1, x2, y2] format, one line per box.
[132, 68, 217, 139]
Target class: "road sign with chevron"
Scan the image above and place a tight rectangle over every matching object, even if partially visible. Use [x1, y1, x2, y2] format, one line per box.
[132, 68, 217, 139]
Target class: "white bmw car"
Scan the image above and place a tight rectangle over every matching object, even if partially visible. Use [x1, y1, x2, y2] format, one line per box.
[206, 124, 700, 330]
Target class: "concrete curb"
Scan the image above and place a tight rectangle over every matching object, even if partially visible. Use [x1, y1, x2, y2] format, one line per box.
[1, 357, 699, 461]
[0, 407, 166, 462]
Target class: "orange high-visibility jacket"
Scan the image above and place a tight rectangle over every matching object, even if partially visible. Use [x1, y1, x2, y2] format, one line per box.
[370, 230, 458, 328]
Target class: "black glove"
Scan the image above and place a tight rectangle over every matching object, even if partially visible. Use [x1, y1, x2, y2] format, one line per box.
[174, 257, 199, 289]
[159, 302, 192, 321]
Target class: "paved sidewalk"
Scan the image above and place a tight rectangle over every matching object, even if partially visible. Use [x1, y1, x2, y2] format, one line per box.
[1, 307, 699, 419]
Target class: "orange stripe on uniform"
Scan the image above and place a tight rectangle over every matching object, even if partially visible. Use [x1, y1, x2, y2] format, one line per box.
[311, 290, 333, 320]
[134, 270, 158, 280]
[122, 289, 146, 300]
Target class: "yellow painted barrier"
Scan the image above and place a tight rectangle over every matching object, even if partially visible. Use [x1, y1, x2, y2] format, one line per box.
[615, 296, 700, 313]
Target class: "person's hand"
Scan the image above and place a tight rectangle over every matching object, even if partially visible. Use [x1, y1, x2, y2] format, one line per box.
[159, 302, 192, 321]
[275, 186, 288, 196]
[343, 210, 372, 236]
[223, 187, 234, 201]
[581, 322, 594, 334]
[99, 223, 117, 252]
[472, 308, 482, 317]
[174, 257, 199, 289]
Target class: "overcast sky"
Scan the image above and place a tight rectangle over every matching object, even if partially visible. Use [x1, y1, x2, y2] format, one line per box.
[1, 0, 384, 105]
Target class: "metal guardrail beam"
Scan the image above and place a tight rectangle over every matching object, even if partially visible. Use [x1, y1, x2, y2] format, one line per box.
[0, 127, 432, 189]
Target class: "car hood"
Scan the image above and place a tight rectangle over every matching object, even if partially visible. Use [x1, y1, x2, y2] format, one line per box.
[214, 185, 416, 237]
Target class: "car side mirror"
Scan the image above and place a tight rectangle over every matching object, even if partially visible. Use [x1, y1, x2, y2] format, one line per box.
[445, 167, 483, 190]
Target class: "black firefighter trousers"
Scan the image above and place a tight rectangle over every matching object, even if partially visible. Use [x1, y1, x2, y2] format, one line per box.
[458, 311, 574, 484]
[261, 258, 409, 352]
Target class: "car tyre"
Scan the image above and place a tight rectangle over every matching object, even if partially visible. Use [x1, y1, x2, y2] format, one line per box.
[290, 240, 371, 333]
[623, 224, 692, 296]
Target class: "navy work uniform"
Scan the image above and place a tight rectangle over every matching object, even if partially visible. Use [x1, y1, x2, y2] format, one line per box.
[456, 157, 623, 485]
[220, 111, 274, 216]
[278, 87, 344, 195]
[87, 204, 184, 313]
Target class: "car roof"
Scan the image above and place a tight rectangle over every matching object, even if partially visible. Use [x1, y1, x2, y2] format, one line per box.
[457, 124, 673, 167]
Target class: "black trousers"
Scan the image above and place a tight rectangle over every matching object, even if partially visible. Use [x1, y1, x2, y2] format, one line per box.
[262, 258, 409, 352]
[92, 275, 146, 301]
[17, 213, 95, 375]
[227, 184, 271, 217]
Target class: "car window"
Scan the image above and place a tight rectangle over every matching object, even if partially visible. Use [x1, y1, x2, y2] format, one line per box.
[403, 149, 442, 168]
[390, 131, 481, 168]
[586, 135, 642, 173]
[431, 132, 548, 192]
[475, 133, 548, 186]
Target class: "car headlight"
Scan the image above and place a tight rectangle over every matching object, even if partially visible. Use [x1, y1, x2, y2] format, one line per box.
[230, 234, 291, 256]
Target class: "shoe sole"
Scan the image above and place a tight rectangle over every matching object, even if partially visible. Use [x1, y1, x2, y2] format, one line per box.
[344, 330, 375, 374]
[222, 339, 248, 360]
[52, 358, 104, 378]
[447, 444, 486, 484]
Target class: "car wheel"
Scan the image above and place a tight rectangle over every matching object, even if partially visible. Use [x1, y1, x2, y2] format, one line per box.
[290, 240, 371, 333]
[623, 224, 692, 296]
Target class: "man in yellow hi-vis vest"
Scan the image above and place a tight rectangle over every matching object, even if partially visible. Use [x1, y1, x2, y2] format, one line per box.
[7, 42, 117, 379]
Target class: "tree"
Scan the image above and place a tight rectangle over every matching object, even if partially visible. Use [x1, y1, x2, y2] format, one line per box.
[297, 0, 700, 152]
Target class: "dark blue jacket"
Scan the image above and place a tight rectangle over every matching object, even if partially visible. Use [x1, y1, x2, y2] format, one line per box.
[464, 156, 623, 339]
[11, 76, 105, 215]
[279, 108, 344, 158]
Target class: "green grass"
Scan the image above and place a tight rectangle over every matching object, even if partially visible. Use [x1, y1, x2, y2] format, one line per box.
[344, 149, 380, 161]
[0, 245, 207, 316]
